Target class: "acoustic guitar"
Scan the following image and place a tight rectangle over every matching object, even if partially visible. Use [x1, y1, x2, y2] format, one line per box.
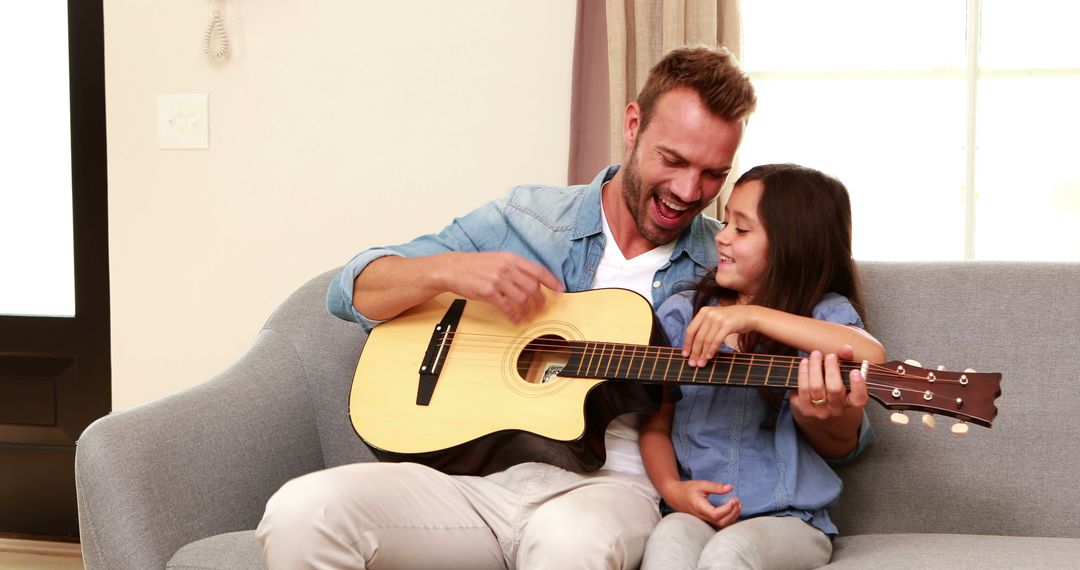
[349, 289, 1001, 475]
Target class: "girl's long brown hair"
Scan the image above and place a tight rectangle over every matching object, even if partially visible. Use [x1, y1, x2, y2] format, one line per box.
[693, 163, 865, 357]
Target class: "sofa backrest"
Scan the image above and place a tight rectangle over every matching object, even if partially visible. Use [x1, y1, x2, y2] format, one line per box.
[263, 269, 376, 468]
[286, 263, 1080, 539]
[832, 261, 1080, 539]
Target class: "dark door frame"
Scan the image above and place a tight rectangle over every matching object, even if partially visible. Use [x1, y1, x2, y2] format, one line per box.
[0, 0, 109, 538]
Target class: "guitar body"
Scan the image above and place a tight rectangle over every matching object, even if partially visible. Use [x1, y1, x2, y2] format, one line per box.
[349, 288, 663, 475]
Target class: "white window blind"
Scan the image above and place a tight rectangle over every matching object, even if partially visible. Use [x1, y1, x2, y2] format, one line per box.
[738, 0, 1080, 261]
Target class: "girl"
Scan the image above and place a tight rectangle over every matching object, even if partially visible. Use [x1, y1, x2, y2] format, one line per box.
[639, 164, 886, 570]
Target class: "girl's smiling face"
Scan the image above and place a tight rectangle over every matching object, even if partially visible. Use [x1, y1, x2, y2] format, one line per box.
[715, 180, 769, 303]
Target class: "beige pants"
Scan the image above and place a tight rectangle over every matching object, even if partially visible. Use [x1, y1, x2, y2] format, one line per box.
[641, 512, 832, 570]
[257, 461, 661, 570]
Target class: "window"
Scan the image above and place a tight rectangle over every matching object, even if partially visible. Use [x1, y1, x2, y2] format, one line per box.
[0, 2, 75, 315]
[738, 0, 1080, 261]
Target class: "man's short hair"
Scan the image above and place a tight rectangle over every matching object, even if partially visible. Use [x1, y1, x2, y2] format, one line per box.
[637, 46, 757, 131]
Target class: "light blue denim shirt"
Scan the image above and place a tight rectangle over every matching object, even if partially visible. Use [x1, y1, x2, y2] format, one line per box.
[656, 291, 875, 536]
[327, 165, 723, 331]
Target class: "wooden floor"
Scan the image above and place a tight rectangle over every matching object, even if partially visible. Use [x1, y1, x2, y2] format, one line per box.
[0, 538, 83, 570]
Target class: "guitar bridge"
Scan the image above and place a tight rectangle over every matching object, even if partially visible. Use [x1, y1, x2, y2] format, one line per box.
[416, 298, 466, 406]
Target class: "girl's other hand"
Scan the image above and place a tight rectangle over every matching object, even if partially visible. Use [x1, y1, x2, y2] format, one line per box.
[662, 480, 742, 529]
[682, 305, 758, 367]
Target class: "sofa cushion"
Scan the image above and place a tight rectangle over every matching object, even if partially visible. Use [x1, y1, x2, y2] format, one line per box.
[166, 531, 266, 570]
[826, 533, 1080, 569]
[833, 262, 1080, 538]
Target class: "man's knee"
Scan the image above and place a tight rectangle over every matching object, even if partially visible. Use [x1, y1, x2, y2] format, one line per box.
[258, 470, 342, 541]
[520, 510, 625, 569]
[518, 487, 657, 569]
[261, 463, 410, 532]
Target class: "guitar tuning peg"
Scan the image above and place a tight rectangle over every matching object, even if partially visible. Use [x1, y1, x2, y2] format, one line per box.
[922, 413, 936, 429]
[890, 411, 910, 425]
[903, 359, 922, 368]
[964, 368, 977, 373]
[951, 421, 970, 436]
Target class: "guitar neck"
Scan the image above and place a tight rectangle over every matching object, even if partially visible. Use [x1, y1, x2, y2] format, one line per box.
[562, 341, 855, 390]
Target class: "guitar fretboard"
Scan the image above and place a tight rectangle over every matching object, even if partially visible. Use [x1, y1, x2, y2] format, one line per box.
[561, 341, 853, 389]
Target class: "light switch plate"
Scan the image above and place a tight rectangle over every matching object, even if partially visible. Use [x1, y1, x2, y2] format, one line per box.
[158, 93, 209, 149]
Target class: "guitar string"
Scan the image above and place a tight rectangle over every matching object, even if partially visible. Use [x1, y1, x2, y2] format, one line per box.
[430, 350, 984, 420]
[428, 338, 980, 397]
[433, 324, 987, 378]
[439, 330, 882, 367]
[439, 329, 891, 368]
[440, 347, 973, 389]
[439, 351, 944, 392]
[433, 331, 970, 384]
[422, 332, 990, 418]
[417, 329, 990, 407]
[433, 351, 923, 393]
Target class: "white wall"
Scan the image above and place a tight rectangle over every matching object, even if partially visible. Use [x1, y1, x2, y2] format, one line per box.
[105, 0, 577, 410]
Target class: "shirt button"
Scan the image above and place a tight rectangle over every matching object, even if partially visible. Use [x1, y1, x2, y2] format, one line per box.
[652, 280, 662, 288]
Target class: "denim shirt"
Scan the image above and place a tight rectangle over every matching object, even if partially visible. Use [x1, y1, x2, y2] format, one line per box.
[656, 291, 875, 536]
[327, 165, 722, 331]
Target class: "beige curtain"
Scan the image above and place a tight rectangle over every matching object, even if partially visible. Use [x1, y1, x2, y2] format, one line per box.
[568, 0, 742, 215]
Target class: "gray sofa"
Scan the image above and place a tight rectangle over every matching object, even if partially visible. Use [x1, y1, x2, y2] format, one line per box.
[75, 262, 1080, 569]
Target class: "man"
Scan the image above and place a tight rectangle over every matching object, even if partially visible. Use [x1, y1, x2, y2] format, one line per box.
[258, 46, 784, 569]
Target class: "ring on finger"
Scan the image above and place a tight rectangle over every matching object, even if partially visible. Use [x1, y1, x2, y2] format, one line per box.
[811, 397, 827, 406]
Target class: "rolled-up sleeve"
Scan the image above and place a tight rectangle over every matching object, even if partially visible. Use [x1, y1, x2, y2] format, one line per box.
[326, 198, 510, 331]
[812, 293, 865, 329]
[810, 293, 875, 463]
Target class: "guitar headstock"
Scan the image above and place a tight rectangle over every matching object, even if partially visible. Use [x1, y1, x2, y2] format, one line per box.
[864, 359, 1001, 432]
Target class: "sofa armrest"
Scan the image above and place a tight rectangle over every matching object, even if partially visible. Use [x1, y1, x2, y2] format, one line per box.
[75, 328, 324, 570]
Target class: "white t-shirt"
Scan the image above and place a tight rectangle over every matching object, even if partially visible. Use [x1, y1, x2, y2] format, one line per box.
[591, 201, 675, 475]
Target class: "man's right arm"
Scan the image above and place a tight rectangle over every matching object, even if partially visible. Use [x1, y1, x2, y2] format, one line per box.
[327, 198, 562, 331]
[353, 252, 562, 325]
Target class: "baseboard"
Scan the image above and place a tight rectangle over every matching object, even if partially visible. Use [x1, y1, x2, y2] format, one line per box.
[0, 537, 82, 557]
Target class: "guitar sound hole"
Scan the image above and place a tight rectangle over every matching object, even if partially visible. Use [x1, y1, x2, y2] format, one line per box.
[517, 334, 570, 384]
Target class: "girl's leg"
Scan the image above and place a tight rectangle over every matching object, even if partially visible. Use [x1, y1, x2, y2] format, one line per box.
[698, 516, 831, 570]
[640, 512, 717, 570]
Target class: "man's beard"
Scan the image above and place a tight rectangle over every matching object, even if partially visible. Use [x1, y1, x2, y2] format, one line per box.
[620, 149, 687, 246]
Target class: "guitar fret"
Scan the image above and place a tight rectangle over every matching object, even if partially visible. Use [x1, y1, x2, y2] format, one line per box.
[707, 356, 718, 385]
[763, 356, 774, 387]
[649, 346, 660, 381]
[616, 344, 628, 378]
[636, 346, 650, 380]
[583, 341, 596, 377]
[744, 355, 754, 385]
[620, 345, 630, 379]
[724, 354, 735, 385]
[663, 349, 674, 384]
[785, 358, 794, 388]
